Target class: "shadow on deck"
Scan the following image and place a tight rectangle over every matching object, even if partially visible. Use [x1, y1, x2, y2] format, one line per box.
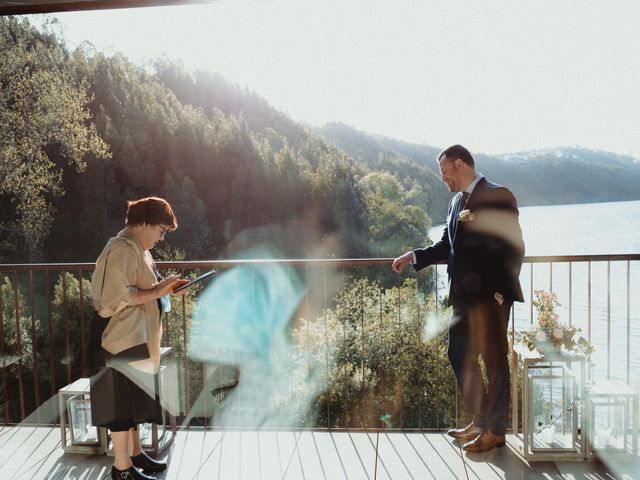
[1, 425, 637, 479]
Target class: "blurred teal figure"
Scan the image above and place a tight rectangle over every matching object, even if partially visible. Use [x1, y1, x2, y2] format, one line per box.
[188, 248, 326, 427]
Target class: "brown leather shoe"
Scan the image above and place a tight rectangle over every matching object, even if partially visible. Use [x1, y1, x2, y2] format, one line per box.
[447, 422, 484, 441]
[462, 430, 506, 453]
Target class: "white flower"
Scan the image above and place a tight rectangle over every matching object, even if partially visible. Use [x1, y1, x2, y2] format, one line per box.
[458, 209, 475, 222]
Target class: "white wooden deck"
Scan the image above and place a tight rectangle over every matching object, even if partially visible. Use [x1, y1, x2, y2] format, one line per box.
[0, 425, 636, 479]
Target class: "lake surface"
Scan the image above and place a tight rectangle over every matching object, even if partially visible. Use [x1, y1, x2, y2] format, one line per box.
[429, 200, 640, 385]
[429, 199, 640, 256]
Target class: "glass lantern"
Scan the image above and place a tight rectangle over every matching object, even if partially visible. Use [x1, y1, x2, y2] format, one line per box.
[516, 345, 587, 460]
[67, 394, 99, 445]
[139, 422, 153, 448]
[527, 364, 578, 453]
[587, 380, 638, 458]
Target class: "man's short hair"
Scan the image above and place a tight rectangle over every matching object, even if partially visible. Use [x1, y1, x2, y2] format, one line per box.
[437, 144, 475, 168]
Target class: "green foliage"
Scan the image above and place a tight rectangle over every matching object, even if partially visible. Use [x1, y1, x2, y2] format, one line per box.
[295, 277, 457, 428]
[312, 149, 368, 256]
[320, 122, 450, 223]
[0, 273, 41, 420]
[31, 33, 369, 261]
[0, 17, 110, 260]
[0, 275, 35, 370]
[361, 172, 431, 257]
[163, 174, 212, 258]
[50, 271, 94, 382]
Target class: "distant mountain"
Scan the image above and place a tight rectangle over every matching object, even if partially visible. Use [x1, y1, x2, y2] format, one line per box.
[476, 147, 640, 208]
[319, 123, 640, 222]
[496, 147, 640, 164]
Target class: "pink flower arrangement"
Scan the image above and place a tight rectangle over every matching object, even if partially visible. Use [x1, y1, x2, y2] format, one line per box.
[517, 290, 594, 355]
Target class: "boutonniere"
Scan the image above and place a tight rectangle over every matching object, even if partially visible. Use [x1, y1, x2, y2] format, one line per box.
[458, 209, 475, 222]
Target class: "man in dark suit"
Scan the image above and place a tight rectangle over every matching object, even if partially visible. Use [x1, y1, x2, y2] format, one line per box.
[392, 144, 524, 453]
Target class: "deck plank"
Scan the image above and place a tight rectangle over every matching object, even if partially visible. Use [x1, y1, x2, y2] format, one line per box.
[393, 432, 469, 480]
[0, 426, 629, 480]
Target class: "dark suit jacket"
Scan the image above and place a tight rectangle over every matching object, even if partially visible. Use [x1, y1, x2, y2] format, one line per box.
[413, 177, 525, 307]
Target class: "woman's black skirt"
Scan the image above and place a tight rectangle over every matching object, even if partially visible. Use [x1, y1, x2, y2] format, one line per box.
[89, 344, 163, 428]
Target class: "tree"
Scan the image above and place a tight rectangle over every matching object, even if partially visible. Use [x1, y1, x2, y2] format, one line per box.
[0, 17, 110, 260]
[312, 149, 368, 257]
[163, 173, 211, 258]
[361, 171, 431, 257]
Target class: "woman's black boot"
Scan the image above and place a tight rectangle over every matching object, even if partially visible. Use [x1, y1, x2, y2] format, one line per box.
[111, 466, 134, 480]
[131, 451, 167, 472]
[111, 466, 156, 480]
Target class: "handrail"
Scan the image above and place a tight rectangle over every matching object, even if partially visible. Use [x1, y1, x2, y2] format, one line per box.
[1, 253, 639, 271]
[0, 258, 397, 271]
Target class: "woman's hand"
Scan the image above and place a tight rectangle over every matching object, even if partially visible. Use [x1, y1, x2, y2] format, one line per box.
[171, 279, 190, 297]
[155, 274, 182, 297]
[131, 274, 183, 306]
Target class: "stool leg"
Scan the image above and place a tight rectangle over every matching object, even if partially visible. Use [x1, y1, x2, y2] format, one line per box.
[151, 423, 158, 455]
[170, 414, 176, 435]
[59, 392, 67, 450]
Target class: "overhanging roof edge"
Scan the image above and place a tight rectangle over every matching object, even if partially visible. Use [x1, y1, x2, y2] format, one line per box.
[0, 0, 215, 16]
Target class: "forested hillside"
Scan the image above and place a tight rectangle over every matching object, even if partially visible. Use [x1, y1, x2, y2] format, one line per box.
[319, 123, 450, 222]
[0, 17, 429, 262]
[2, 16, 639, 263]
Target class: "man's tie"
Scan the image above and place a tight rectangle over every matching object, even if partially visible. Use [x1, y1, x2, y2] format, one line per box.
[460, 191, 470, 210]
[453, 191, 470, 240]
[455, 192, 470, 219]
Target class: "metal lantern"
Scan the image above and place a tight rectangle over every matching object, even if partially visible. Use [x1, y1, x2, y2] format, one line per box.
[58, 347, 176, 456]
[67, 394, 99, 445]
[587, 380, 638, 458]
[516, 345, 587, 461]
[59, 378, 107, 454]
[527, 364, 578, 452]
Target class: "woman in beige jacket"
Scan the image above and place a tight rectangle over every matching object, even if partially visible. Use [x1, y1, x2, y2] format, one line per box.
[90, 197, 188, 480]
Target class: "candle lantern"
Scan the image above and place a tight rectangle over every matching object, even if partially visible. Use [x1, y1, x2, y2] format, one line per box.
[59, 378, 107, 453]
[514, 345, 587, 460]
[587, 380, 638, 459]
[527, 363, 579, 453]
[67, 394, 99, 445]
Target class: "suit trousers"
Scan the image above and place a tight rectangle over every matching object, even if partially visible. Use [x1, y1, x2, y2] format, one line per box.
[447, 297, 512, 435]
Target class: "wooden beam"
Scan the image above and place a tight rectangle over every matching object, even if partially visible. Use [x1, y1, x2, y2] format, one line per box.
[0, 0, 215, 16]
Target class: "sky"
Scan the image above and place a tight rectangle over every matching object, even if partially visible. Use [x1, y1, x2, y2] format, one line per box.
[47, 0, 640, 158]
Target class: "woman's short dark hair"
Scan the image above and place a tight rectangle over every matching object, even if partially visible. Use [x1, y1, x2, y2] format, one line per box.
[437, 144, 475, 167]
[125, 197, 177, 230]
